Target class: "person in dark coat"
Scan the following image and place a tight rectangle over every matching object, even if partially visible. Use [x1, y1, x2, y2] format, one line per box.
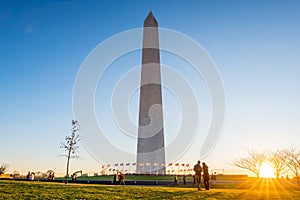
[202, 162, 210, 190]
[174, 175, 179, 185]
[27, 171, 30, 180]
[183, 174, 186, 185]
[193, 160, 202, 190]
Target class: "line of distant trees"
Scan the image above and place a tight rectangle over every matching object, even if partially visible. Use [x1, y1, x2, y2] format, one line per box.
[232, 148, 300, 184]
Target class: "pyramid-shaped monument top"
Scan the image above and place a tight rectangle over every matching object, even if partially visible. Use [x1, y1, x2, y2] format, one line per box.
[144, 11, 158, 27]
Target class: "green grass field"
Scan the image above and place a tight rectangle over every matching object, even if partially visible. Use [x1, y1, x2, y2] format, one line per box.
[0, 179, 300, 199]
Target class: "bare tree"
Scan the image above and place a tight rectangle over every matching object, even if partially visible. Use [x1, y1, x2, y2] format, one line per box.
[232, 149, 266, 178]
[0, 163, 8, 175]
[269, 149, 288, 179]
[283, 148, 300, 185]
[60, 120, 80, 184]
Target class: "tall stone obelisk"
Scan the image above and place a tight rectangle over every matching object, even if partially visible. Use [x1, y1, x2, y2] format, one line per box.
[136, 12, 166, 175]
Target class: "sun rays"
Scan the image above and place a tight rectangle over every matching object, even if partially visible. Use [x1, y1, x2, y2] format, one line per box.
[241, 175, 298, 199]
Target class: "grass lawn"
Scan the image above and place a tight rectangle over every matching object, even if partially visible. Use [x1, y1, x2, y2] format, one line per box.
[0, 179, 300, 199]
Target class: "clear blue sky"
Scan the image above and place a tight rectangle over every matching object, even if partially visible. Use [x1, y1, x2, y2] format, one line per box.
[1, 0, 300, 175]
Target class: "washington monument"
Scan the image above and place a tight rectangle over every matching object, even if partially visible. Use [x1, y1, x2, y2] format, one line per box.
[136, 12, 166, 174]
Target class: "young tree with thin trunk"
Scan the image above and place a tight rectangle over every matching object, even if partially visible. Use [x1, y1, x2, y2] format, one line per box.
[283, 148, 300, 185]
[232, 149, 266, 178]
[269, 149, 287, 179]
[60, 120, 80, 184]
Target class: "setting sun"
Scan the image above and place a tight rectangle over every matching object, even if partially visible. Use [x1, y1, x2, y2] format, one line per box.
[259, 161, 275, 178]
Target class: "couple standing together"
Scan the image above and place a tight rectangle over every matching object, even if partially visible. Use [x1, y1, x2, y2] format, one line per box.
[194, 160, 210, 190]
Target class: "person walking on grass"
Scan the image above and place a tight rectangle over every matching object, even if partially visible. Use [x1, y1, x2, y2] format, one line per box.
[113, 173, 118, 184]
[120, 172, 125, 186]
[202, 162, 210, 190]
[174, 175, 179, 185]
[194, 160, 202, 190]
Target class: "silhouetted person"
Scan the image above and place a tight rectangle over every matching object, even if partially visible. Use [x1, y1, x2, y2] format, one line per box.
[27, 171, 30, 180]
[212, 172, 217, 184]
[194, 160, 202, 190]
[183, 174, 186, 185]
[52, 172, 55, 181]
[48, 172, 55, 181]
[202, 162, 210, 190]
[174, 175, 178, 185]
[113, 173, 118, 184]
[118, 172, 122, 184]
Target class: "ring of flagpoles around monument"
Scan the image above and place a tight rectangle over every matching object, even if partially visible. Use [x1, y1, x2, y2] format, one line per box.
[99, 162, 223, 176]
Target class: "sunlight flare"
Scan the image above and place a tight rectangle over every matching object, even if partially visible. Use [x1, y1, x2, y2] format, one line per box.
[259, 161, 275, 178]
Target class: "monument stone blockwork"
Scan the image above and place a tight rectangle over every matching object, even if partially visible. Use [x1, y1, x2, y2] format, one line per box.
[136, 12, 166, 175]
